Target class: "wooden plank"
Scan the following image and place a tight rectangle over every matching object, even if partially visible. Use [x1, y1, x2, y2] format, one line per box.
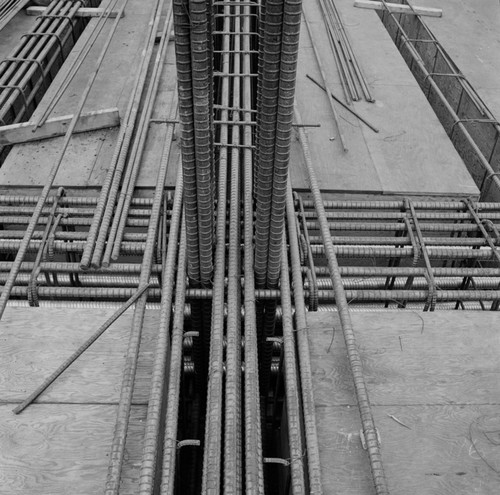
[353, 0, 443, 18]
[309, 310, 500, 493]
[0, 108, 120, 146]
[308, 311, 500, 407]
[0, 306, 156, 405]
[26, 6, 124, 18]
[316, 404, 500, 495]
[0, 404, 145, 494]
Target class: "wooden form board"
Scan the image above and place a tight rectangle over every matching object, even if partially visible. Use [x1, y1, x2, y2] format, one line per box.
[308, 311, 500, 493]
[290, 0, 478, 197]
[354, 1, 443, 18]
[0, 108, 120, 146]
[0, 305, 158, 494]
[0, 404, 145, 494]
[0, 306, 157, 405]
[26, 6, 124, 18]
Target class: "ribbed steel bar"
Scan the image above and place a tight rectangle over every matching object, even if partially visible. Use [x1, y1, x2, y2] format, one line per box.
[5, 194, 500, 211]
[173, 0, 200, 289]
[138, 168, 183, 495]
[223, 6, 242, 492]
[295, 104, 389, 494]
[254, 0, 284, 289]
[104, 6, 174, 266]
[279, 234, 306, 493]
[266, 0, 302, 290]
[243, 3, 264, 486]
[88, 0, 165, 268]
[79, 0, 162, 269]
[190, 0, 214, 287]
[13, 283, 150, 415]
[0, 0, 129, 320]
[159, 217, 187, 495]
[286, 182, 323, 494]
[105, 36, 177, 490]
[4, 285, 500, 303]
[201, 5, 230, 485]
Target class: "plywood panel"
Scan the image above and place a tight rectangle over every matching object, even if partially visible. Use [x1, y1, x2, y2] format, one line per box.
[290, 0, 478, 197]
[317, 404, 500, 495]
[308, 311, 500, 406]
[0, 404, 145, 495]
[0, 307, 158, 405]
[310, 310, 500, 493]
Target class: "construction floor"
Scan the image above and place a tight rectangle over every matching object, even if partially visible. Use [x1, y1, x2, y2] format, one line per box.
[0, 0, 479, 196]
[309, 311, 500, 494]
[0, 0, 499, 493]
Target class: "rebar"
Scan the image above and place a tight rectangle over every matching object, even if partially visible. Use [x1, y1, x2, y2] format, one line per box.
[295, 104, 389, 494]
[0, 0, 129, 320]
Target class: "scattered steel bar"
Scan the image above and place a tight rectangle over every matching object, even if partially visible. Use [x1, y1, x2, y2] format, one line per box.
[12, 283, 150, 415]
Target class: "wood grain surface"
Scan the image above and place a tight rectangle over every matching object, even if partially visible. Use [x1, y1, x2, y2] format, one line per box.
[0, 307, 158, 404]
[308, 310, 500, 493]
[0, 404, 146, 494]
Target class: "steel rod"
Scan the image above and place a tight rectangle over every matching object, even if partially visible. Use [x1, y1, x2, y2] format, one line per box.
[0, 0, 129, 320]
[139, 168, 184, 495]
[12, 283, 150, 415]
[295, 104, 389, 493]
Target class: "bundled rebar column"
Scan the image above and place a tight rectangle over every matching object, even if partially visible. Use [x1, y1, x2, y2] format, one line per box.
[253, 0, 303, 418]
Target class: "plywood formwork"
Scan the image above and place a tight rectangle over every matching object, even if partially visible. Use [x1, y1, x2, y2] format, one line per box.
[0, 306, 156, 494]
[290, 0, 478, 196]
[308, 311, 500, 494]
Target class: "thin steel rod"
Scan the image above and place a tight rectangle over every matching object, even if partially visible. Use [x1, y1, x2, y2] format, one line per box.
[12, 283, 150, 415]
[223, 8, 242, 493]
[242, 3, 264, 485]
[302, 4, 347, 151]
[306, 73, 379, 132]
[33, 0, 121, 128]
[201, 8, 230, 486]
